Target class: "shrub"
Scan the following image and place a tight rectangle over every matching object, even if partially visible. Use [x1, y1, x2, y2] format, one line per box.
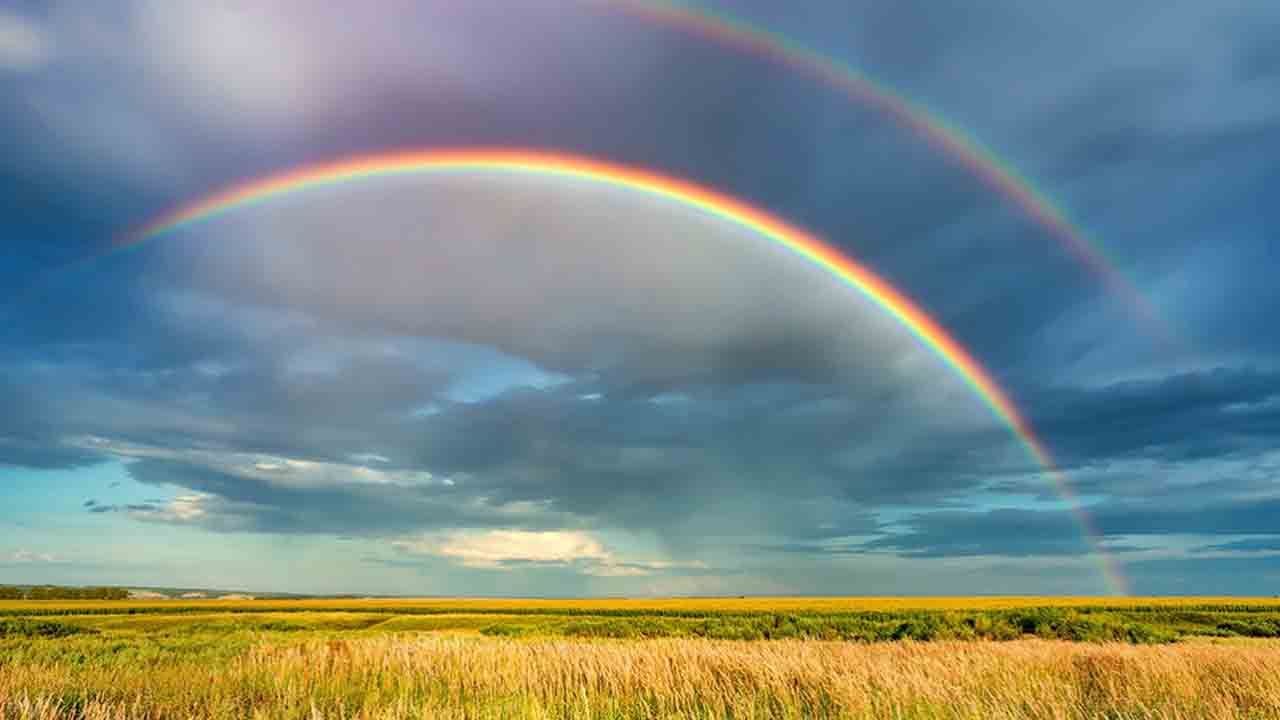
[479, 623, 534, 637]
[1217, 620, 1280, 638]
[0, 619, 94, 638]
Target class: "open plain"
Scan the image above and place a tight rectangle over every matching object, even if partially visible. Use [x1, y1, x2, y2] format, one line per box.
[4, 597, 1280, 719]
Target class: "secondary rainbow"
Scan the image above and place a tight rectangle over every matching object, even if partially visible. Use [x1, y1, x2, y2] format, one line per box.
[592, 0, 1169, 339]
[130, 148, 1130, 595]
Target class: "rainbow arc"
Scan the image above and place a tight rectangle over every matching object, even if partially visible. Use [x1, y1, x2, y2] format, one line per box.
[127, 148, 1130, 595]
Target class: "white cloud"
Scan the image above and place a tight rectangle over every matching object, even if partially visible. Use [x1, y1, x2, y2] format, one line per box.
[423, 530, 610, 569]
[394, 529, 706, 577]
[120, 494, 210, 524]
[150, 494, 206, 522]
[7, 550, 58, 564]
[0, 12, 50, 71]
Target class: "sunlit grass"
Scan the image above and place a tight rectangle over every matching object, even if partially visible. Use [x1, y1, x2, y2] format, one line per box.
[7, 595, 1280, 617]
[4, 633, 1280, 719]
[5, 599, 1280, 718]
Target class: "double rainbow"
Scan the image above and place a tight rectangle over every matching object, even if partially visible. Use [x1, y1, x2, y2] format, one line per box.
[129, 149, 1129, 594]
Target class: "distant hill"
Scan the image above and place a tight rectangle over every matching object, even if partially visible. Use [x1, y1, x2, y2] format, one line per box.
[122, 586, 307, 600]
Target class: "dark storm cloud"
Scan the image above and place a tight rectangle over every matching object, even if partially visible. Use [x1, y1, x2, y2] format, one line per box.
[848, 509, 1128, 558]
[0, 331, 472, 473]
[395, 382, 902, 544]
[0, 375, 111, 470]
[1125, 554, 1280, 596]
[1194, 538, 1280, 554]
[1093, 498, 1280, 536]
[86, 503, 159, 514]
[2, 0, 1280, 592]
[853, 497, 1280, 559]
[54, 354, 1261, 549]
[6, 0, 1275, 377]
[0, 1, 1162, 370]
[22, 343, 948, 543]
[1028, 367, 1280, 466]
[121, 457, 566, 537]
[0, 435, 103, 470]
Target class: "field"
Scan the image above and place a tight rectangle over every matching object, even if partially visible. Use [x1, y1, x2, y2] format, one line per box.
[4, 598, 1280, 718]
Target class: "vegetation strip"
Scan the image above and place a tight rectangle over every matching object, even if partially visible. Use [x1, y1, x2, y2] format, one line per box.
[6, 602, 1280, 643]
[5, 602, 1280, 718]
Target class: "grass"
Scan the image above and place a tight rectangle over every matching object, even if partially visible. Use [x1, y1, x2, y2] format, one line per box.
[0, 620, 94, 640]
[4, 599, 1280, 718]
[4, 634, 1280, 718]
[14, 599, 1280, 642]
[8, 595, 1280, 616]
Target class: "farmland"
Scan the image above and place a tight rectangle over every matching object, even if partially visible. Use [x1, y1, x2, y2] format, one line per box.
[4, 598, 1280, 718]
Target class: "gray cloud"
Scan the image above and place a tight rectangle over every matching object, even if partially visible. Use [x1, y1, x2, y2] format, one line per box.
[1030, 368, 1280, 466]
[1194, 538, 1280, 554]
[1126, 554, 1280, 596]
[119, 457, 563, 537]
[855, 496, 1280, 560]
[2, 0, 1280, 592]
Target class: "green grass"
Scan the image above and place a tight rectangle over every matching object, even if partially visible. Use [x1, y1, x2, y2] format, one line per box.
[0, 619, 94, 639]
[5, 603, 1280, 718]
[478, 609, 1189, 643]
[3, 630, 1280, 719]
[18, 604, 1280, 644]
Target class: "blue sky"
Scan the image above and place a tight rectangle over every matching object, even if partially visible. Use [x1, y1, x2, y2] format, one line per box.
[2, 0, 1279, 595]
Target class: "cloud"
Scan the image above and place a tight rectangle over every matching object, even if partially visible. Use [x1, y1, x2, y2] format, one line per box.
[841, 509, 1114, 558]
[1029, 367, 1280, 466]
[110, 455, 563, 537]
[0, 12, 49, 71]
[1125, 553, 1280, 595]
[2, 0, 1280, 594]
[2, 173, 1014, 555]
[5, 550, 58, 564]
[179, 172, 960, 391]
[848, 495, 1280, 560]
[407, 530, 610, 569]
[129, 495, 205, 523]
[1193, 538, 1280, 554]
[393, 529, 706, 577]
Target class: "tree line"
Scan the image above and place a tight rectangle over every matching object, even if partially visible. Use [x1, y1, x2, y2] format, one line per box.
[0, 585, 129, 600]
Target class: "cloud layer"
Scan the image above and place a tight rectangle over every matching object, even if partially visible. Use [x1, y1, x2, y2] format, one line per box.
[3, 0, 1280, 594]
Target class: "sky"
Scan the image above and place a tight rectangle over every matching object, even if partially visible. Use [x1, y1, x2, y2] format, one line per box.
[1, 0, 1278, 596]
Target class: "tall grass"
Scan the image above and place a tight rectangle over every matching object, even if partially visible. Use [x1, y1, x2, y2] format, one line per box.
[3, 635, 1280, 719]
[5, 601, 1280, 718]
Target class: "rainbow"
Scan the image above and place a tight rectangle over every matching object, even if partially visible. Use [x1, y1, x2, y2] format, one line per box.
[593, 0, 1169, 340]
[130, 148, 1130, 595]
